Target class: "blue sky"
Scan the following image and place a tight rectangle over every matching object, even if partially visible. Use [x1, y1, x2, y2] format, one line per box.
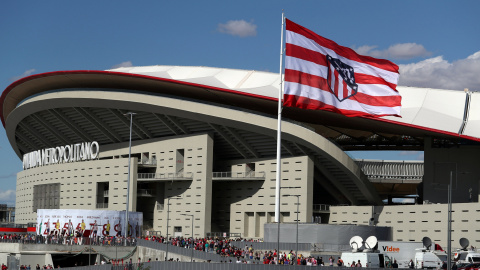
[0, 0, 479, 205]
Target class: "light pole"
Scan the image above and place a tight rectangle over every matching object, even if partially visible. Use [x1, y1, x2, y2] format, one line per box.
[181, 213, 194, 262]
[447, 171, 452, 270]
[435, 169, 468, 270]
[284, 194, 300, 264]
[124, 112, 135, 244]
[165, 196, 181, 261]
[89, 229, 92, 265]
[277, 186, 300, 264]
[276, 192, 283, 263]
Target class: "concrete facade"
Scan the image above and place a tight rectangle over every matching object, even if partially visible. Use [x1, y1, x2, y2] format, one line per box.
[16, 157, 135, 223]
[216, 155, 313, 238]
[330, 202, 480, 249]
[263, 223, 392, 246]
[16, 132, 315, 239]
[326, 141, 480, 249]
[423, 141, 480, 204]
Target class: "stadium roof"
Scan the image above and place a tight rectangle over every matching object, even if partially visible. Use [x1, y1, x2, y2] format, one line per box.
[3, 65, 479, 205]
[106, 66, 480, 145]
[2, 65, 479, 153]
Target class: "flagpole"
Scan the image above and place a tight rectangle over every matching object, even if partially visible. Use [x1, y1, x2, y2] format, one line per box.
[275, 11, 285, 261]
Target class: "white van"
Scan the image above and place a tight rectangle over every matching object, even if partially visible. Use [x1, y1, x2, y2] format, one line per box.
[454, 250, 480, 264]
[341, 252, 387, 268]
[415, 249, 447, 269]
[378, 241, 424, 268]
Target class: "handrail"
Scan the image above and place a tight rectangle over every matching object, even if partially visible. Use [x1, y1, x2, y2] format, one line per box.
[137, 189, 154, 196]
[156, 202, 164, 211]
[96, 203, 109, 209]
[0, 235, 137, 246]
[137, 172, 193, 179]
[139, 158, 157, 166]
[355, 159, 424, 181]
[138, 171, 266, 180]
[206, 232, 242, 238]
[212, 171, 265, 179]
[312, 204, 330, 211]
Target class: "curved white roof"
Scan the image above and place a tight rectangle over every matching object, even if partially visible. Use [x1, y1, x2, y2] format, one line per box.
[108, 65, 479, 141]
[107, 65, 281, 101]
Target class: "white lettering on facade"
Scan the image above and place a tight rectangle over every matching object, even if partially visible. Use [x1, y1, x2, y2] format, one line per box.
[22, 141, 100, 170]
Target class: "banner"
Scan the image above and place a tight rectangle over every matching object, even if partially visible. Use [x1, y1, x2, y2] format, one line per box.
[36, 209, 143, 237]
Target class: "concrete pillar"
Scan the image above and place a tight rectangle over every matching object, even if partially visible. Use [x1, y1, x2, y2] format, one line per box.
[45, 254, 53, 268]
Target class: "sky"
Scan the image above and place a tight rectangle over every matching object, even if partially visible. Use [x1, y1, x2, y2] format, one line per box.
[0, 0, 479, 205]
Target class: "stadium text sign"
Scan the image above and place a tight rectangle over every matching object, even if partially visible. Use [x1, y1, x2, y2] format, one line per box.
[23, 141, 99, 170]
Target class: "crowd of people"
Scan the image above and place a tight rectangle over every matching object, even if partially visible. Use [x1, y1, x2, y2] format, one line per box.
[0, 233, 352, 266]
[259, 250, 327, 265]
[0, 233, 136, 246]
[21, 264, 57, 270]
[143, 235, 258, 258]
[2, 263, 60, 270]
[143, 235, 331, 265]
[1, 233, 389, 266]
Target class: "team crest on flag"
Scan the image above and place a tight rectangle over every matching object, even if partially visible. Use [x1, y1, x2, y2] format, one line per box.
[326, 55, 358, 102]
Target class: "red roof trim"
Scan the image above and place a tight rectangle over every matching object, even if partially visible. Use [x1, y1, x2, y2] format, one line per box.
[1, 70, 479, 142]
[0, 70, 277, 127]
[362, 116, 480, 142]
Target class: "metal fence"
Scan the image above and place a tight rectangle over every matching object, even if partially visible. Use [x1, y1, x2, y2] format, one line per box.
[229, 242, 312, 253]
[206, 232, 242, 238]
[312, 205, 330, 212]
[137, 239, 223, 262]
[0, 223, 26, 228]
[355, 159, 423, 181]
[311, 243, 351, 252]
[0, 235, 136, 246]
[212, 172, 265, 179]
[137, 239, 316, 263]
[96, 203, 109, 208]
[139, 158, 157, 166]
[137, 172, 193, 180]
[137, 189, 154, 196]
[65, 262, 413, 270]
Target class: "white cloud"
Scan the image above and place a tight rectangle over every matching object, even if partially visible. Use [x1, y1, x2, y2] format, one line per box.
[0, 190, 16, 205]
[110, 61, 133, 69]
[217, 20, 257, 38]
[353, 43, 431, 60]
[10, 69, 37, 81]
[398, 51, 480, 91]
[354, 45, 378, 56]
[387, 43, 432, 60]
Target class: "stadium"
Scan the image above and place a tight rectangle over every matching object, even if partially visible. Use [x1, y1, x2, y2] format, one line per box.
[2, 65, 480, 247]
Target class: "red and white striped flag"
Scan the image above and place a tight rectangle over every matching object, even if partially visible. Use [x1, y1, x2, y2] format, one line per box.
[284, 19, 402, 117]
